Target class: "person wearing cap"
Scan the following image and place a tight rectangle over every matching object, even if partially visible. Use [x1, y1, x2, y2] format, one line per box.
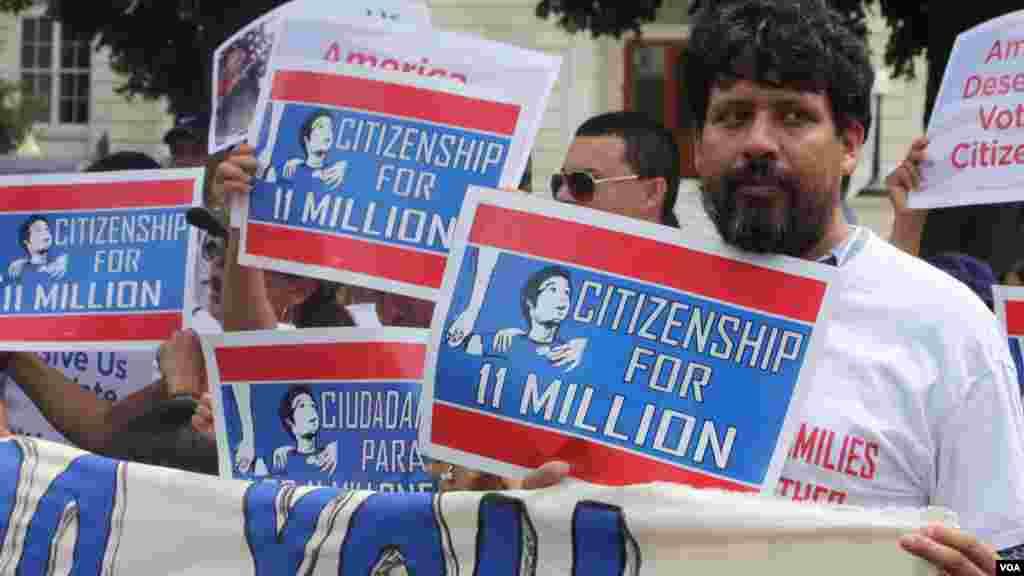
[164, 111, 211, 168]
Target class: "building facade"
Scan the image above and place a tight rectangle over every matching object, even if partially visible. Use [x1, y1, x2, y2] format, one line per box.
[0, 1, 927, 233]
[0, 3, 173, 169]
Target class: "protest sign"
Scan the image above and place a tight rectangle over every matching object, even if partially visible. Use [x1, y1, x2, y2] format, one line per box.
[235, 19, 559, 301]
[200, 327, 435, 492]
[421, 187, 837, 492]
[0, 169, 203, 351]
[915, 8, 1024, 209]
[0, 436, 944, 575]
[993, 285, 1024, 394]
[210, 0, 431, 153]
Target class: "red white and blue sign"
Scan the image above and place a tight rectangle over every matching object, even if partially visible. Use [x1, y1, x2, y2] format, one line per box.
[239, 57, 535, 301]
[421, 187, 838, 493]
[0, 169, 203, 351]
[202, 327, 436, 492]
[994, 285, 1024, 397]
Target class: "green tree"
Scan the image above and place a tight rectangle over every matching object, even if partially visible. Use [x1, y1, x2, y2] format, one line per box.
[0, 78, 46, 154]
[11, 0, 298, 115]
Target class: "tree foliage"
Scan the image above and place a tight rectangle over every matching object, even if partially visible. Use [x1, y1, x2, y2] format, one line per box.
[535, 0, 664, 38]
[536, 1, 928, 81]
[0, 78, 45, 154]
[35, 0, 295, 115]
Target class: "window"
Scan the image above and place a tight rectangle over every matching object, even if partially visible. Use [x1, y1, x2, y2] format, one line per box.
[624, 40, 697, 177]
[21, 17, 91, 126]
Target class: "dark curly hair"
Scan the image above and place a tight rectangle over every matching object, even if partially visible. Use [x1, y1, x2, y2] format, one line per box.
[683, 0, 874, 136]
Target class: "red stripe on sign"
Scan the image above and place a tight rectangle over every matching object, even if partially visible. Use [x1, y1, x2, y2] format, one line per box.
[1006, 300, 1024, 335]
[214, 342, 425, 382]
[0, 312, 181, 341]
[248, 222, 446, 290]
[0, 180, 195, 212]
[270, 70, 520, 136]
[469, 204, 827, 324]
[431, 403, 758, 491]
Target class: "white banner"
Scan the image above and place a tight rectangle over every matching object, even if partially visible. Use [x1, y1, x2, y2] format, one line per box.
[0, 436, 947, 575]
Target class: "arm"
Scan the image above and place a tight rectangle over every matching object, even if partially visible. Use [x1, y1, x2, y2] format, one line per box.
[886, 136, 929, 256]
[219, 145, 280, 331]
[7, 352, 166, 453]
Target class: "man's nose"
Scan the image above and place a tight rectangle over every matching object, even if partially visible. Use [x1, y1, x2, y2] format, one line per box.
[741, 114, 781, 160]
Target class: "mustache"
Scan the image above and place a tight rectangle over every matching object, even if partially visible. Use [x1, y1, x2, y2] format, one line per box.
[723, 156, 796, 190]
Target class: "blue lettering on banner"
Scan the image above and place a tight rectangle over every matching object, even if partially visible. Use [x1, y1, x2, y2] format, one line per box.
[475, 493, 537, 575]
[243, 480, 351, 575]
[0, 438, 644, 575]
[572, 501, 641, 576]
[0, 440, 24, 559]
[0, 439, 125, 576]
[338, 492, 452, 574]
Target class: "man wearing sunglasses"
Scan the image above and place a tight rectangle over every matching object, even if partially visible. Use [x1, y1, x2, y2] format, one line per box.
[551, 111, 682, 229]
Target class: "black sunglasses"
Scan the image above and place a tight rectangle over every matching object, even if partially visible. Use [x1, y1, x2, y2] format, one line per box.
[549, 171, 639, 202]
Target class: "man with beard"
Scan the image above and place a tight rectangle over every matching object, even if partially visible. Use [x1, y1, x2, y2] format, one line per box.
[522, 0, 1024, 573]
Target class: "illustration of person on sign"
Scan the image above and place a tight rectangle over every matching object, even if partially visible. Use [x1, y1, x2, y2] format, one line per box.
[447, 248, 588, 372]
[275, 109, 348, 191]
[271, 385, 338, 478]
[6, 215, 68, 283]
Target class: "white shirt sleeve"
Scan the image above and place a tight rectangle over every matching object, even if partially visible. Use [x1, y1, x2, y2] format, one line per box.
[934, 358, 1024, 552]
[346, 303, 383, 327]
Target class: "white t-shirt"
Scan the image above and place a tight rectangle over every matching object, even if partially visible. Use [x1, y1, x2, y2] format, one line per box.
[774, 228, 1024, 552]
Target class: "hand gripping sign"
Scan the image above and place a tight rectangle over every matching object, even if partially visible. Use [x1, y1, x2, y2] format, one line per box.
[236, 19, 559, 301]
[0, 169, 203, 351]
[201, 326, 436, 492]
[421, 187, 839, 493]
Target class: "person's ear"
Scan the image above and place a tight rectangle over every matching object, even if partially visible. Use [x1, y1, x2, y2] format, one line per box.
[839, 120, 866, 177]
[644, 176, 668, 214]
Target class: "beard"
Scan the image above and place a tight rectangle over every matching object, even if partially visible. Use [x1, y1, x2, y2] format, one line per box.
[701, 156, 833, 258]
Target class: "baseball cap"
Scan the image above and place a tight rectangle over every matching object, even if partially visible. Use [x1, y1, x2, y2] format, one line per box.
[186, 206, 227, 239]
[164, 111, 211, 146]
